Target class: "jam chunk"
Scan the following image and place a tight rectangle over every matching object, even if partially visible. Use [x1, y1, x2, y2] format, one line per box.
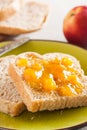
[16, 55, 84, 96]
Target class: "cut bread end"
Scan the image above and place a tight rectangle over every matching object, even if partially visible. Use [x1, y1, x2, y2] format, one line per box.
[0, 55, 26, 116]
[0, 1, 49, 35]
[0, 0, 22, 21]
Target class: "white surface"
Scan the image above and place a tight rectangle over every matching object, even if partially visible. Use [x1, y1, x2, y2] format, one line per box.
[25, 0, 87, 42]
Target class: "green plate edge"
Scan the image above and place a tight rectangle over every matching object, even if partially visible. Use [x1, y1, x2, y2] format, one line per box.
[0, 40, 87, 130]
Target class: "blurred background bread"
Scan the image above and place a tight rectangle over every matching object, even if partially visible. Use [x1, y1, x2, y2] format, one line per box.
[0, 0, 22, 21]
[0, 0, 48, 36]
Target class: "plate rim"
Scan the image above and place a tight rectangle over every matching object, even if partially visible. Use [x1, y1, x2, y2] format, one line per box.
[59, 121, 87, 130]
[0, 39, 87, 130]
[0, 121, 87, 130]
[29, 39, 87, 52]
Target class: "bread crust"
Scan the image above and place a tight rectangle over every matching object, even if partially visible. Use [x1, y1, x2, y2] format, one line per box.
[0, 25, 42, 35]
[0, 98, 25, 116]
[9, 52, 87, 112]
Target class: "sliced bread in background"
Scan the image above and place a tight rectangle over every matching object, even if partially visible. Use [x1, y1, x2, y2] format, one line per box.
[0, 1, 48, 35]
[0, 56, 25, 116]
[0, 0, 22, 21]
[9, 52, 87, 112]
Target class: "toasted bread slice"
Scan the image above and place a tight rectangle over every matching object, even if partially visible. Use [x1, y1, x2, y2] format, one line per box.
[0, 1, 48, 35]
[9, 52, 87, 112]
[0, 0, 21, 21]
[0, 56, 25, 116]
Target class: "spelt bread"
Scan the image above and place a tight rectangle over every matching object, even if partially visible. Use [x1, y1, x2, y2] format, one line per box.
[0, 55, 25, 116]
[0, 1, 48, 35]
[0, 0, 21, 21]
[9, 52, 87, 112]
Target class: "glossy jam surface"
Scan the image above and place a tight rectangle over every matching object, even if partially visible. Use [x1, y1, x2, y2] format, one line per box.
[16, 55, 84, 96]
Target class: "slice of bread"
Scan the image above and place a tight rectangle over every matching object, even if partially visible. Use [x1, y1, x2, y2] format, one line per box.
[0, 55, 25, 116]
[0, 1, 48, 35]
[0, 0, 21, 21]
[9, 52, 87, 112]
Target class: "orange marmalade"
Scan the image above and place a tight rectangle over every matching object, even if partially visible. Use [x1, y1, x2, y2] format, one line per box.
[16, 56, 84, 96]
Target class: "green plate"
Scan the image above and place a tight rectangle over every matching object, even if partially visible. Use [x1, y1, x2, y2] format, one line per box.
[0, 40, 87, 130]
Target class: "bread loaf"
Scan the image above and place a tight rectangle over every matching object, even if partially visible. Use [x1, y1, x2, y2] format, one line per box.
[0, 0, 21, 21]
[0, 1, 48, 35]
[0, 56, 25, 116]
[9, 52, 87, 112]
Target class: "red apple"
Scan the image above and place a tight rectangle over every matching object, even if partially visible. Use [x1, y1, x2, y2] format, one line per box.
[63, 6, 87, 48]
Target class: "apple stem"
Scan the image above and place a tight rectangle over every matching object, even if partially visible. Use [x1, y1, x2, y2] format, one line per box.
[70, 13, 75, 16]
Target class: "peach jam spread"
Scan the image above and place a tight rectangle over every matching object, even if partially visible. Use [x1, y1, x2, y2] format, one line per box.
[16, 55, 84, 96]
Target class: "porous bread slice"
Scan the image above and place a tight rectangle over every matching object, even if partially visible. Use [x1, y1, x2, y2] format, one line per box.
[9, 52, 87, 112]
[0, 0, 22, 21]
[0, 1, 48, 35]
[0, 55, 25, 116]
